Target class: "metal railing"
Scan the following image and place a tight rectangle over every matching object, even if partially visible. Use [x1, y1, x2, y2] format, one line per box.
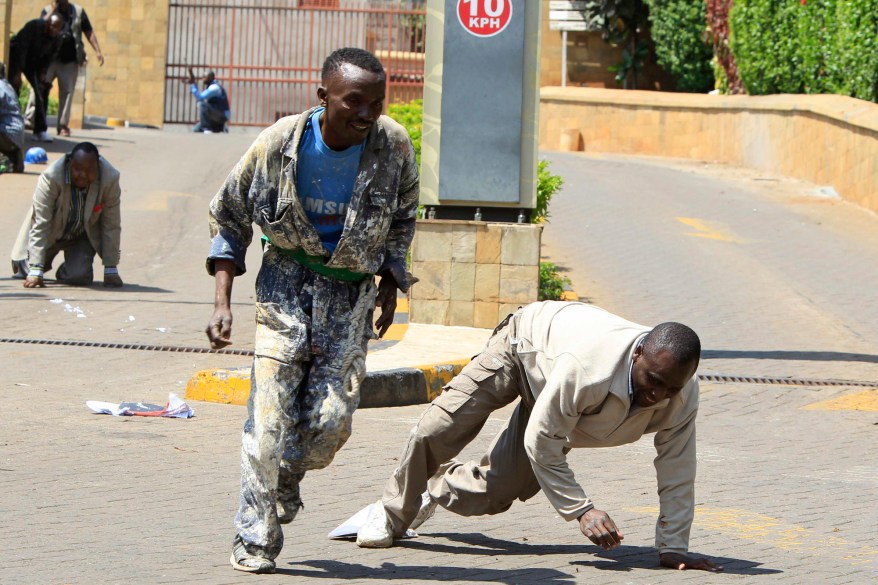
[164, 0, 426, 127]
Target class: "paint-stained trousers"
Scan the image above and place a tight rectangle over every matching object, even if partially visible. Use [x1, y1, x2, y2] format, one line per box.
[381, 312, 543, 535]
[235, 249, 373, 560]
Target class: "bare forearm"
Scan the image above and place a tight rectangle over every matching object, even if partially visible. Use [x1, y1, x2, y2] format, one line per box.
[86, 31, 102, 54]
[213, 259, 235, 308]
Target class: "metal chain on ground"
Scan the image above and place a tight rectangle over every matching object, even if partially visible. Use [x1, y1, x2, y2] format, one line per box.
[1, 337, 875, 388]
[0, 337, 255, 356]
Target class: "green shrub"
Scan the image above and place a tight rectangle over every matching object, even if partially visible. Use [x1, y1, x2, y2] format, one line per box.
[539, 262, 573, 301]
[534, 159, 564, 223]
[731, 0, 878, 102]
[644, 0, 714, 92]
[387, 98, 422, 167]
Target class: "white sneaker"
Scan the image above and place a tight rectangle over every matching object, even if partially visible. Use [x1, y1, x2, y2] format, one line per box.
[356, 501, 394, 548]
[409, 491, 438, 530]
[34, 131, 53, 143]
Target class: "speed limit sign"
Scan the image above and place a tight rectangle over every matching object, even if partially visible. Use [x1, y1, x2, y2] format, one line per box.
[457, 0, 513, 38]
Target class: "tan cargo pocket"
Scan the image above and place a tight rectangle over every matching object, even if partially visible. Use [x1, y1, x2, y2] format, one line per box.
[433, 352, 504, 413]
[254, 302, 309, 363]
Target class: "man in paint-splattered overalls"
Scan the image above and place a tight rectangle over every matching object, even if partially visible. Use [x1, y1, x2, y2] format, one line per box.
[204, 48, 419, 574]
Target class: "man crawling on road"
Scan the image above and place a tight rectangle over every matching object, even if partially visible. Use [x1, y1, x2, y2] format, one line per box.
[351, 301, 723, 573]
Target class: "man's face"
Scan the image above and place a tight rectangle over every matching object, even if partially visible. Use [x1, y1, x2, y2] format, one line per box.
[317, 63, 385, 151]
[70, 151, 99, 190]
[631, 347, 695, 408]
[47, 17, 63, 37]
[202, 73, 215, 89]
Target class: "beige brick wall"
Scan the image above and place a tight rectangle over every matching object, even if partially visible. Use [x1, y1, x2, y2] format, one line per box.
[540, 87, 878, 215]
[410, 220, 541, 328]
[7, 0, 168, 128]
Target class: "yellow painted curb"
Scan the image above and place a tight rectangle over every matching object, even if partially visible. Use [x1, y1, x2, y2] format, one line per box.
[186, 367, 250, 405]
[420, 359, 472, 402]
[803, 388, 878, 411]
[105, 117, 126, 127]
[560, 290, 579, 301]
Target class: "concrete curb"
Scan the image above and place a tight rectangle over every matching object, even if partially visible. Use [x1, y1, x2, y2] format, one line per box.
[185, 358, 471, 409]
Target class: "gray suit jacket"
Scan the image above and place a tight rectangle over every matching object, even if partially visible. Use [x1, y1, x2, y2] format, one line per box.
[12, 155, 122, 268]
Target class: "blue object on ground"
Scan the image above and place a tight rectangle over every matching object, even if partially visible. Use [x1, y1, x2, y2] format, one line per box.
[25, 147, 48, 164]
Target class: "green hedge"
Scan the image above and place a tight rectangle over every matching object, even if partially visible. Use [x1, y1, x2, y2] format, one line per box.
[730, 0, 878, 102]
[644, 0, 714, 92]
[387, 99, 422, 167]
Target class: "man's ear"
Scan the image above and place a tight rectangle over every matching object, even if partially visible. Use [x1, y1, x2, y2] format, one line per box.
[633, 344, 643, 359]
[317, 86, 327, 105]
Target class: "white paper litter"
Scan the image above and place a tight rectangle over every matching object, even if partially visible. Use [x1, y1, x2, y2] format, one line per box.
[86, 393, 195, 418]
[328, 503, 417, 540]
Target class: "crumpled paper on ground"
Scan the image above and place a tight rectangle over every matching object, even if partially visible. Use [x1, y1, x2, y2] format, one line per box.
[86, 393, 195, 418]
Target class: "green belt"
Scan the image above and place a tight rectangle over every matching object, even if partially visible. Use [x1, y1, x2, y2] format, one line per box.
[261, 236, 372, 283]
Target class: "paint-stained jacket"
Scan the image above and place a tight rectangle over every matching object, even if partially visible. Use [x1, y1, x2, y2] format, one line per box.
[206, 107, 419, 290]
[514, 301, 699, 554]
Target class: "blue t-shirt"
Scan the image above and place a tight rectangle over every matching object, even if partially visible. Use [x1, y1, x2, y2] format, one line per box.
[296, 108, 365, 253]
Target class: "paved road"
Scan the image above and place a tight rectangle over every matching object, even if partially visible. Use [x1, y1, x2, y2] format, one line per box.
[540, 152, 878, 383]
[1, 131, 876, 583]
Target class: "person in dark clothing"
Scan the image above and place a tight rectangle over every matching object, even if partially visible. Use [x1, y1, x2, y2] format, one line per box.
[29, 1, 105, 137]
[0, 63, 26, 172]
[187, 68, 231, 133]
[8, 14, 63, 143]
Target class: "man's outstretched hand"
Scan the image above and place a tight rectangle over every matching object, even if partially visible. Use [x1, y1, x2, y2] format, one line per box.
[578, 508, 624, 550]
[374, 275, 398, 338]
[660, 552, 723, 572]
[206, 307, 233, 349]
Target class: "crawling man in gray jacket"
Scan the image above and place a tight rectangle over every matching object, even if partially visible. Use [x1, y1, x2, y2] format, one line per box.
[12, 141, 123, 288]
[356, 301, 722, 573]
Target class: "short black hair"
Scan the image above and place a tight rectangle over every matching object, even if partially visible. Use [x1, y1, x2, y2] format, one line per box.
[642, 322, 701, 370]
[71, 141, 100, 160]
[321, 47, 385, 82]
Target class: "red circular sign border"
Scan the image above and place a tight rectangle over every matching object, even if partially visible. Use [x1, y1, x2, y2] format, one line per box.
[456, 0, 513, 39]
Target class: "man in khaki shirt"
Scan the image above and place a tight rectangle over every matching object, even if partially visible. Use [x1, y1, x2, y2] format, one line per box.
[355, 302, 722, 573]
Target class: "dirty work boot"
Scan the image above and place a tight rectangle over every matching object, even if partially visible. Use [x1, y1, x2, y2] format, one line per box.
[356, 501, 394, 548]
[230, 535, 275, 574]
[409, 491, 438, 531]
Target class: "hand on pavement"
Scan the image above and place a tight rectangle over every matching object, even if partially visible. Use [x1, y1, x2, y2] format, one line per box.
[206, 307, 233, 349]
[660, 552, 723, 572]
[24, 275, 44, 288]
[578, 508, 624, 550]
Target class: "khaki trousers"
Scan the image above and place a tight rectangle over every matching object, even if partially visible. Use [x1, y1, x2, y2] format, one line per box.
[381, 313, 542, 535]
[25, 61, 79, 130]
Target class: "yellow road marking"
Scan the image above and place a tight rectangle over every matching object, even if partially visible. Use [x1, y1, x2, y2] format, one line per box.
[186, 367, 250, 406]
[803, 389, 878, 411]
[131, 190, 195, 211]
[632, 506, 876, 565]
[676, 217, 740, 243]
[381, 323, 408, 341]
[397, 297, 409, 312]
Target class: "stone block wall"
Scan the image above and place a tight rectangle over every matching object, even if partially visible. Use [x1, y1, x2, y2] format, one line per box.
[540, 87, 878, 216]
[409, 220, 542, 329]
[7, 0, 169, 128]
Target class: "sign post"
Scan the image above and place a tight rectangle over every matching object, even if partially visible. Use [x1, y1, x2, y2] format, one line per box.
[419, 0, 540, 223]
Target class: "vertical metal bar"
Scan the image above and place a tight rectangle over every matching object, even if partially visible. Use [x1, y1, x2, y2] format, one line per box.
[561, 30, 567, 88]
[228, 8, 236, 125]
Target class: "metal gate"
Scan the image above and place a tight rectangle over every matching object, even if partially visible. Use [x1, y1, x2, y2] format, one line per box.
[164, 0, 426, 127]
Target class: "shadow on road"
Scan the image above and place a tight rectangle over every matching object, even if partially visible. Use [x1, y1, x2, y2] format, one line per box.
[572, 545, 782, 576]
[702, 349, 878, 364]
[279, 560, 576, 584]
